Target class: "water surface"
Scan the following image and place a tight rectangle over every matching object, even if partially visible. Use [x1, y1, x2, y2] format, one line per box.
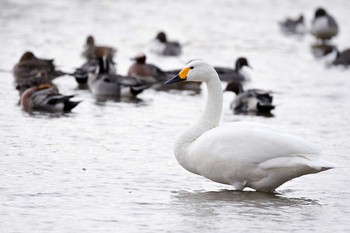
[1, 0, 350, 232]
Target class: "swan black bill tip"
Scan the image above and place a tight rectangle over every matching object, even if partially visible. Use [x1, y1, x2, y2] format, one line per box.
[164, 75, 186, 85]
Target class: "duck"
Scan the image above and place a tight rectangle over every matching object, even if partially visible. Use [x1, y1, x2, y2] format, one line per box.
[71, 57, 116, 88]
[310, 8, 339, 42]
[127, 53, 160, 85]
[82, 35, 116, 61]
[20, 81, 80, 113]
[225, 81, 275, 115]
[164, 60, 334, 192]
[127, 53, 201, 92]
[332, 48, 350, 66]
[13, 51, 67, 81]
[149, 31, 182, 56]
[88, 50, 149, 99]
[279, 14, 306, 35]
[214, 57, 252, 82]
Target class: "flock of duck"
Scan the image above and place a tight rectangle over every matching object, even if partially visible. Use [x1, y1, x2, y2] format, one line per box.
[13, 32, 271, 114]
[279, 7, 350, 62]
[12, 7, 348, 192]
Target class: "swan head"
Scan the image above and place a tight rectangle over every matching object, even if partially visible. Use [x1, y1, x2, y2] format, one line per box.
[164, 60, 218, 84]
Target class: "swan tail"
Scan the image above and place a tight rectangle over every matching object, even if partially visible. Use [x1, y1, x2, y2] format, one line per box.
[259, 154, 335, 172]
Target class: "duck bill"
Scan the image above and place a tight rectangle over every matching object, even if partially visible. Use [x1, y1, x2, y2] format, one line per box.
[164, 75, 186, 85]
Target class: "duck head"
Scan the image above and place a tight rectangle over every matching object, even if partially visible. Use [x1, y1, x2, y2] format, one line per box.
[315, 8, 327, 18]
[131, 53, 147, 64]
[19, 51, 36, 62]
[86, 35, 95, 48]
[156, 31, 167, 43]
[235, 57, 252, 71]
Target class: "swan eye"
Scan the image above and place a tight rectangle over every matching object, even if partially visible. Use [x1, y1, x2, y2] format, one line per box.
[190, 66, 194, 69]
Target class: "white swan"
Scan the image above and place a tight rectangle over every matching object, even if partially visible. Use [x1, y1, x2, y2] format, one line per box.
[165, 60, 334, 192]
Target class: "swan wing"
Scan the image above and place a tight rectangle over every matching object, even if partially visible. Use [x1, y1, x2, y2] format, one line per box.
[189, 122, 321, 168]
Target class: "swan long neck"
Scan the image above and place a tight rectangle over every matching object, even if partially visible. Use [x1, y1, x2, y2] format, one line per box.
[182, 73, 223, 140]
[175, 72, 223, 173]
[198, 77, 223, 130]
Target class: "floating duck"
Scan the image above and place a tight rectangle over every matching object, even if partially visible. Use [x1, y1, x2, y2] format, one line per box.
[13, 51, 67, 81]
[164, 60, 334, 192]
[225, 81, 275, 115]
[214, 57, 252, 82]
[88, 50, 149, 99]
[128, 54, 160, 85]
[310, 8, 339, 41]
[71, 57, 116, 89]
[279, 14, 306, 35]
[149, 31, 182, 56]
[21, 84, 80, 113]
[82, 35, 116, 61]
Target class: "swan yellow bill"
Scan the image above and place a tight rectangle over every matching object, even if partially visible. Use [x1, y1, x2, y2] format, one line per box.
[164, 67, 190, 85]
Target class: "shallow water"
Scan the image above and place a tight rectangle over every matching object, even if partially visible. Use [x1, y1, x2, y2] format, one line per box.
[1, 0, 350, 232]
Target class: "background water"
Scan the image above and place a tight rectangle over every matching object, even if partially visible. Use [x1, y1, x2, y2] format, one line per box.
[1, 0, 350, 232]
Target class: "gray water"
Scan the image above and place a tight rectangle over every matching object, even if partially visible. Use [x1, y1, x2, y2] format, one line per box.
[1, 0, 350, 232]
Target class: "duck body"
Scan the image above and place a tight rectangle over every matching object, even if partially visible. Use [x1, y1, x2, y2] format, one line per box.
[88, 73, 147, 98]
[88, 73, 121, 97]
[310, 8, 338, 41]
[149, 32, 182, 56]
[232, 89, 275, 114]
[128, 56, 162, 85]
[88, 56, 149, 98]
[225, 82, 275, 114]
[149, 40, 182, 56]
[13, 51, 67, 81]
[21, 84, 80, 113]
[279, 15, 306, 35]
[332, 48, 350, 66]
[214, 67, 246, 82]
[214, 57, 251, 82]
[72, 58, 116, 87]
[165, 60, 333, 192]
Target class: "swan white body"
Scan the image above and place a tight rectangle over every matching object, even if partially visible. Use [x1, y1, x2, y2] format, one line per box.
[165, 60, 334, 192]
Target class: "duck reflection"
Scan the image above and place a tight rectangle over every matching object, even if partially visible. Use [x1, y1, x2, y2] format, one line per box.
[310, 43, 337, 58]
